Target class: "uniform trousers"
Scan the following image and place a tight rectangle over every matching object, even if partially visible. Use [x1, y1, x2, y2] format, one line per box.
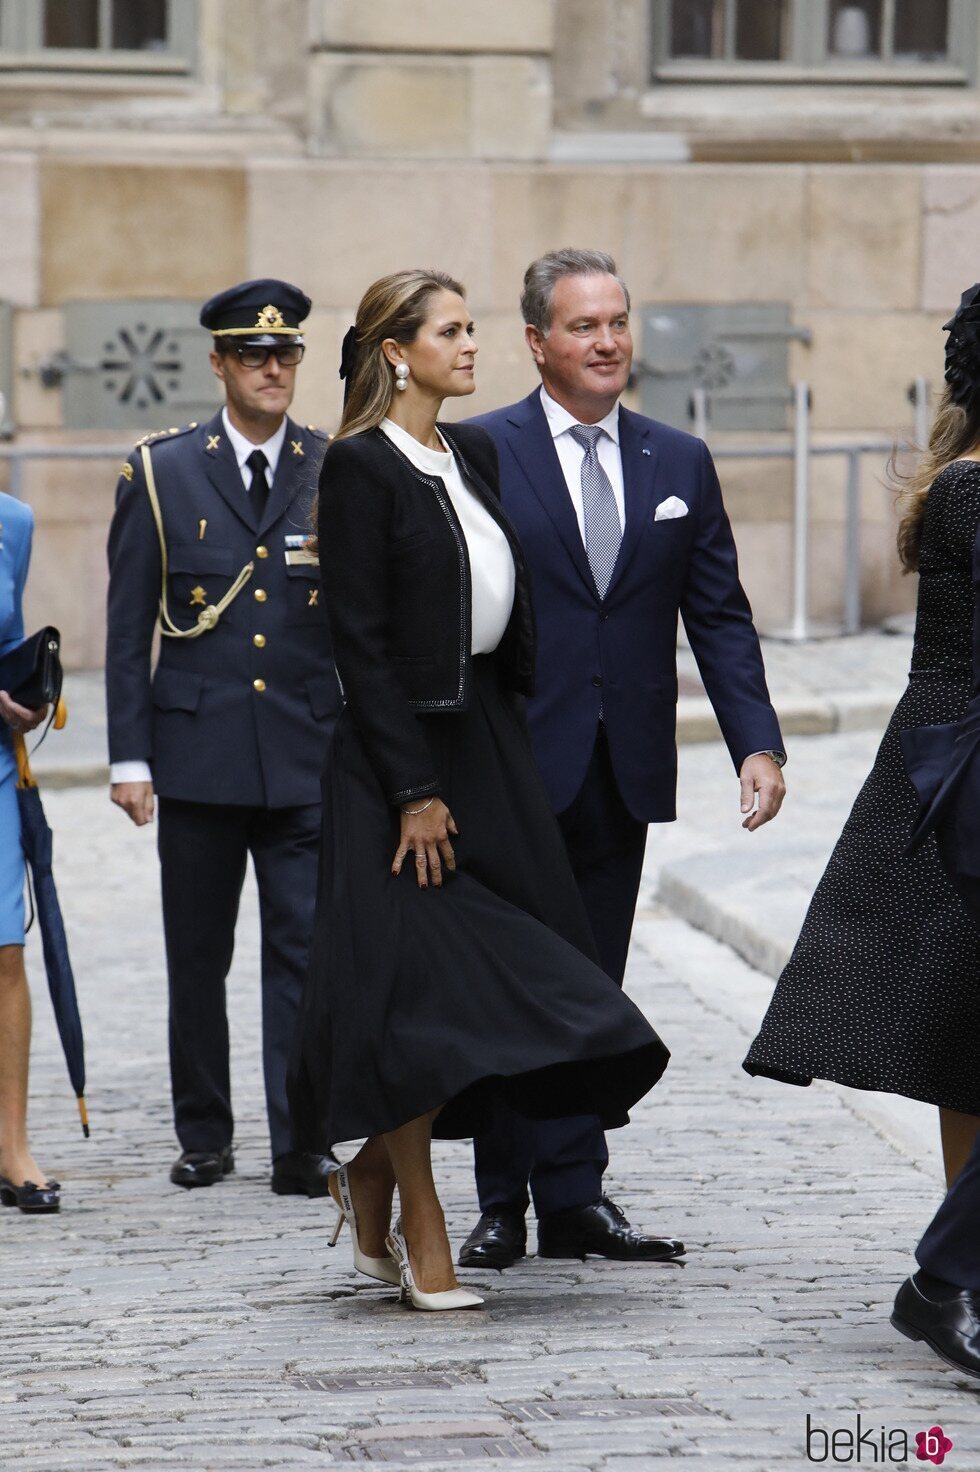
[473, 724, 648, 1216]
[157, 797, 320, 1161]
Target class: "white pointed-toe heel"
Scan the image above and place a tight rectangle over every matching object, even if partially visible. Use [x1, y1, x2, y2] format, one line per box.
[386, 1222, 484, 1312]
[328, 1164, 400, 1286]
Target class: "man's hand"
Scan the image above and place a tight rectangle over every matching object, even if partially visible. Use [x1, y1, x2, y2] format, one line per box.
[0, 691, 49, 734]
[111, 780, 155, 827]
[739, 754, 785, 832]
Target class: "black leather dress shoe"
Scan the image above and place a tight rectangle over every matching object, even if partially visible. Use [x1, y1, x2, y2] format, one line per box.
[458, 1208, 528, 1270]
[169, 1147, 234, 1189]
[271, 1150, 339, 1197]
[892, 1271, 980, 1378]
[537, 1196, 685, 1261]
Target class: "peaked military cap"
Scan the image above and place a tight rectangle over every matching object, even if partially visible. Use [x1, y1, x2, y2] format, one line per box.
[201, 278, 312, 344]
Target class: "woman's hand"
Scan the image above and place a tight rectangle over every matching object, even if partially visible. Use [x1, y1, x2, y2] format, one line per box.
[0, 691, 49, 734]
[392, 797, 458, 889]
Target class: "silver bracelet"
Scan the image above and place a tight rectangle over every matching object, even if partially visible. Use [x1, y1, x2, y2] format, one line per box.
[401, 796, 435, 816]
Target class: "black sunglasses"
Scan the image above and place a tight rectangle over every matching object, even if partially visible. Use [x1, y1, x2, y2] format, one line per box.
[234, 343, 305, 369]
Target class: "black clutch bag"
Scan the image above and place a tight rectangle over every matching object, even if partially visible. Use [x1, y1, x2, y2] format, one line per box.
[0, 627, 62, 709]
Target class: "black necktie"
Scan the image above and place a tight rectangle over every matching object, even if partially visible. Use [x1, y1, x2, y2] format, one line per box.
[246, 449, 270, 522]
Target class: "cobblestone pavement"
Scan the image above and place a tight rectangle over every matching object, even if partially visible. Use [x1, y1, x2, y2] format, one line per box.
[6, 750, 980, 1471]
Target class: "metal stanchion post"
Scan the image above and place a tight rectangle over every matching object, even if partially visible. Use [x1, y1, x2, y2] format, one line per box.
[843, 449, 861, 636]
[690, 387, 709, 443]
[789, 381, 810, 642]
[911, 376, 930, 450]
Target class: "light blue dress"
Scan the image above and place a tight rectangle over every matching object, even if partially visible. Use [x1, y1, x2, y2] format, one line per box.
[0, 491, 33, 946]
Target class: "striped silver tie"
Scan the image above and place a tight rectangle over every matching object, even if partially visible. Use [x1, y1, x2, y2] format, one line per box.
[570, 423, 622, 599]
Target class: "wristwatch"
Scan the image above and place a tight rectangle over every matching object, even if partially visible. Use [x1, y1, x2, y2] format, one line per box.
[760, 749, 787, 768]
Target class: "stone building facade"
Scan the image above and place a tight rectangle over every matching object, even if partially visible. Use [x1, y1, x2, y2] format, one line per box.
[2, 0, 977, 663]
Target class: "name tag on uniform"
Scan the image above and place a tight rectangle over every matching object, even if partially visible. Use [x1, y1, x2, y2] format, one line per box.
[284, 533, 318, 566]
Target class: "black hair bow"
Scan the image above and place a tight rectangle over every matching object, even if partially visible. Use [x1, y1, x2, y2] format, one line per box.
[944, 284, 980, 409]
[339, 325, 358, 382]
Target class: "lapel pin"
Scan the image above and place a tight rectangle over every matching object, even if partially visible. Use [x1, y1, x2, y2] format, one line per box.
[291, 439, 304, 457]
[642, 447, 651, 456]
[206, 434, 221, 452]
[198, 519, 207, 541]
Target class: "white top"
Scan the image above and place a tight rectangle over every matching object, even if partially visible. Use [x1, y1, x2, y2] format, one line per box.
[110, 410, 289, 786]
[539, 385, 625, 539]
[381, 417, 515, 656]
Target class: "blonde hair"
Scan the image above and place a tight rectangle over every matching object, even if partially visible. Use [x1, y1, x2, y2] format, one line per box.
[895, 385, 980, 572]
[335, 269, 465, 440]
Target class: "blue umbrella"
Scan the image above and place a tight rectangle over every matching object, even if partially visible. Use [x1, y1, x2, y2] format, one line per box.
[13, 731, 89, 1137]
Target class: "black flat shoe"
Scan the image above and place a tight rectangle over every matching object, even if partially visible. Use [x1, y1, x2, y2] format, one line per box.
[169, 1147, 234, 1189]
[458, 1207, 528, 1270]
[892, 1271, 980, 1378]
[271, 1150, 339, 1197]
[0, 1176, 61, 1214]
[537, 1196, 685, 1262]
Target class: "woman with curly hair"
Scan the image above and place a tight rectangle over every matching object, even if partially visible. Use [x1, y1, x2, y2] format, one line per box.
[744, 284, 980, 1191]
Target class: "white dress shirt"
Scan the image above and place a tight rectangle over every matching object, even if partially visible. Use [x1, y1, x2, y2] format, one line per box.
[539, 385, 625, 539]
[110, 411, 289, 786]
[381, 417, 515, 656]
[221, 406, 287, 491]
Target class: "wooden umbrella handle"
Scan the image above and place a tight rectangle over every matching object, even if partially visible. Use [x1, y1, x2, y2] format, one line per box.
[12, 730, 34, 788]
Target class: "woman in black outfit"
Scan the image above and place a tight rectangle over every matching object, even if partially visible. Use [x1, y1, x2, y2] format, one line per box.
[289, 269, 668, 1311]
[744, 285, 980, 1191]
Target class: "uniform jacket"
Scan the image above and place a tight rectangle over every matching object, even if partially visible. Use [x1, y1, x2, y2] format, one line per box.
[318, 423, 535, 807]
[0, 491, 32, 785]
[466, 391, 783, 822]
[106, 410, 337, 808]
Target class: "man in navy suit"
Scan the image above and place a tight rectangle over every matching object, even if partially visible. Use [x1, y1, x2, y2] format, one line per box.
[461, 248, 786, 1267]
[106, 280, 338, 1195]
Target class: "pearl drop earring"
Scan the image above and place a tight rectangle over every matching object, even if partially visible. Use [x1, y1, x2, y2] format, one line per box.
[394, 363, 410, 392]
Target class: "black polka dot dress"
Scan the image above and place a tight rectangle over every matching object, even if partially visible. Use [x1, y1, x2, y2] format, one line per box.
[744, 461, 980, 1114]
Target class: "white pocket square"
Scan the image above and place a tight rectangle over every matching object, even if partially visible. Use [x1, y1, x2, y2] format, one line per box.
[654, 496, 688, 521]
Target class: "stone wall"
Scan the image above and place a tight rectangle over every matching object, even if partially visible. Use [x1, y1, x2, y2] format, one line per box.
[5, 0, 977, 663]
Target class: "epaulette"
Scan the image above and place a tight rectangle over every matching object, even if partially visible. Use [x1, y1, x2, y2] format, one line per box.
[134, 421, 200, 450]
[306, 424, 334, 442]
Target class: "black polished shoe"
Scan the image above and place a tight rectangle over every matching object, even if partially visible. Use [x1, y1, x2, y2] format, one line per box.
[458, 1207, 528, 1270]
[271, 1150, 339, 1197]
[169, 1147, 234, 1190]
[0, 1176, 61, 1214]
[892, 1271, 980, 1378]
[537, 1196, 685, 1262]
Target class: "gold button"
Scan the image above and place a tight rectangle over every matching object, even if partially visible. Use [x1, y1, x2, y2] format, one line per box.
[254, 588, 267, 602]
[253, 678, 266, 693]
[253, 633, 266, 648]
[256, 545, 268, 559]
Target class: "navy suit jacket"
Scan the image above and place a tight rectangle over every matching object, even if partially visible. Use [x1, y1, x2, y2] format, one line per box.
[106, 410, 338, 808]
[466, 391, 783, 821]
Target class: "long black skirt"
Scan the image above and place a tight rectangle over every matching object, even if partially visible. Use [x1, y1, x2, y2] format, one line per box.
[289, 657, 668, 1147]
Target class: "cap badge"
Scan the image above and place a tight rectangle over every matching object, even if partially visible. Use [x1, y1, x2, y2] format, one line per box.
[257, 304, 285, 329]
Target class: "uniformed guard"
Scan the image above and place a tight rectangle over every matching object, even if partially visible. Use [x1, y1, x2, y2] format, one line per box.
[106, 278, 338, 1194]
